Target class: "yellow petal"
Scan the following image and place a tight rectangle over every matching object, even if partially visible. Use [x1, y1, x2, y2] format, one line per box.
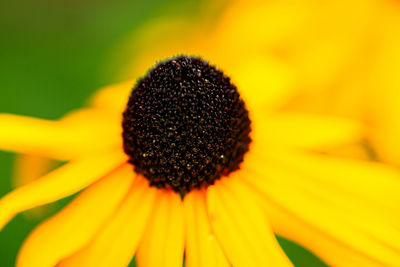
[136, 189, 184, 267]
[0, 114, 77, 159]
[16, 164, 134, 267]
[231, 56, 296, 113]
[12, 154, 56, 218]
[114, 16, 203, 82]
[59, 176, 157, 267]
[242, 151, 400, 266]
[0, 150, 127, 230]
[12, 155, 54, 188]
[89, 81, 134, 114]
[257, 192, 381, 267]
[60, 108, 123, 156]
[209, 0, 308, 60]
[367, 7, 400, 165]
[206, 175, 293, 267]
[254, 112, 363, 151]
[0, 113, 120, 160]
[288, 0, 378, 94]
[270, 151, 400, 221]
[184, 189, 230, 267]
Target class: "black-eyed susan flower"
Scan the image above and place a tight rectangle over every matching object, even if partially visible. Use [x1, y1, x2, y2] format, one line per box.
[0, 55, 400, 267]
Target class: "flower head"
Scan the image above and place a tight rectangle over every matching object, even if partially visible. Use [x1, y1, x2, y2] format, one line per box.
[122, 56, 251, 194]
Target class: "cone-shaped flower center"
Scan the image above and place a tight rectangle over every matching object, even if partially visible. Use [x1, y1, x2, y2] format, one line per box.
[122, 56, 251, 194]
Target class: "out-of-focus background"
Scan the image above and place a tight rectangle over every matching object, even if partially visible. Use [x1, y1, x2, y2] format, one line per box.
[2, 0, 399, 266]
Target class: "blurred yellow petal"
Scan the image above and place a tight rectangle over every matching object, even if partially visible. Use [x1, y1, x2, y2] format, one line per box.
[232, 57, 295, 112]
[284, 74, 367, 120]
[114, 17, 204, 81]
[17, 164, 134, 267]
[0, 114, 84, 159]
[367, 7, 400, 165]
[209, 0, 309, 58]
[0, 113, 120, 160]
[184, 189, 230, 267]
[289, 0, 379, 93]
[258, 192, 383, 267]
[317, 142, 373, 161]
[136, 190, 184, 267]
[207, 175, 293, 267]
[62, 108, 122, 134]
[89, 80, 134, 113]
[8, 108, 123, 220]
[0, 150, 127, 230]
[13, 155, 54, 188]
[59, 176, 157, 267]
[242, 151, 400, 266]
[60, 108, 123, 153]
[258, 113, 363, 150]
[270, 151, 400, 219]
[12, 155, 56, 219]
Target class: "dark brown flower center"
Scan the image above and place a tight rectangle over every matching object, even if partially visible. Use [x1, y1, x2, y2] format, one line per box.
[122, 56, 251, 195]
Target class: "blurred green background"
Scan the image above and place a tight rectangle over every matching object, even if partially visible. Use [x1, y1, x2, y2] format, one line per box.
[0, 0, 328, 266]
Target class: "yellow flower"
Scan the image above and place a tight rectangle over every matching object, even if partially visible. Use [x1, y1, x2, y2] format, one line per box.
[0, 54, 399, 267]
